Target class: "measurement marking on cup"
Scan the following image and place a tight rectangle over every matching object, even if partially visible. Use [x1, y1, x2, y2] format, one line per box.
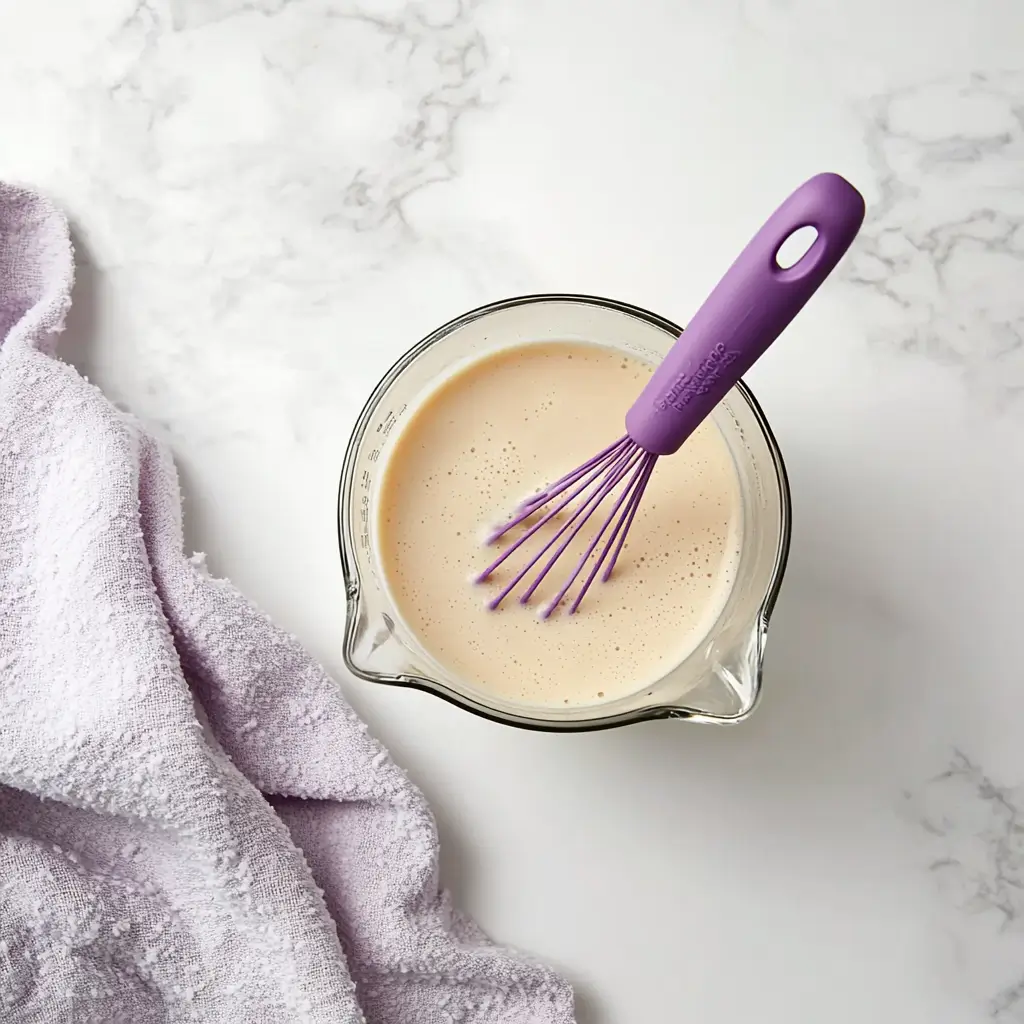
[381, 411, 397, 437]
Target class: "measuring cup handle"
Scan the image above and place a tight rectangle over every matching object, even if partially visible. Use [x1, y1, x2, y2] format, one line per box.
[625, 172, 865, 455]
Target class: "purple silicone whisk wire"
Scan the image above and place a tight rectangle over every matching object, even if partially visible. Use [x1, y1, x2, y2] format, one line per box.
[475, 173, 866, 616]
[475, 440, 657, 619]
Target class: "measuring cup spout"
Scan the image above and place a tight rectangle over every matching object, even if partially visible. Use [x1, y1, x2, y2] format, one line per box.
[641, 611, 768, 724]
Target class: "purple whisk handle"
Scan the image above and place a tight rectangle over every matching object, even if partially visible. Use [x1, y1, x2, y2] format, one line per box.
[625, 172, 865, 456]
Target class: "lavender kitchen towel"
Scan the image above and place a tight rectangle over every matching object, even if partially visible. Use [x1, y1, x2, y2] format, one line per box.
[0, 182, 574, 1023]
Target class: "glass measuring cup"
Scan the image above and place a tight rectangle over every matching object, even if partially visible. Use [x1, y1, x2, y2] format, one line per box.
[337, 294, 791, 731]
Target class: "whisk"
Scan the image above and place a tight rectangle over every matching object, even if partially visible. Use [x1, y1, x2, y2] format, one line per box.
[476, 173, 865, 617]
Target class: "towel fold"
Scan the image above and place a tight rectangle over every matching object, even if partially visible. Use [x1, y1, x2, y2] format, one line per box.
[0, 182, 574, 1024]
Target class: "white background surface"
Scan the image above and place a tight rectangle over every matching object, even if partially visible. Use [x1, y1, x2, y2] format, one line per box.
[4, 1, 1024, 1020]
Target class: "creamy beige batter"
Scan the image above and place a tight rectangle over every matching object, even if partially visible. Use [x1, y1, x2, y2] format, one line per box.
[375, 341, 742, 707]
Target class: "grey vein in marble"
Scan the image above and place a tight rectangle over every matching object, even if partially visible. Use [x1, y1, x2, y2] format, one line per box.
[914, 750, 1024, 1020]
[919, 750, 1024, 925]
[140, 0, 506, 238]
[22, 0, 507, 444]
[842, 73, 1024, 406]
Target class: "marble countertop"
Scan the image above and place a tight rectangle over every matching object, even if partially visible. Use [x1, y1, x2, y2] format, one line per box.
[4, 0, 1024, 1020]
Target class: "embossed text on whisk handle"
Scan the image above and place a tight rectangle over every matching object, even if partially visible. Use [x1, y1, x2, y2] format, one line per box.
[655, 342, 739, 412]
[625, 321, 757, 456]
